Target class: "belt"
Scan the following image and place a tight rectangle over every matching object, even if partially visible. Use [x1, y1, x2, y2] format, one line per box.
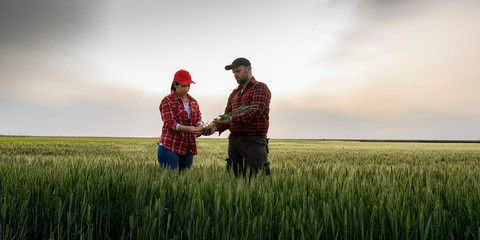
[230, 132, 266, 137]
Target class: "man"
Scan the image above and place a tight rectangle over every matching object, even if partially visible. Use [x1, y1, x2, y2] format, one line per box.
[214, 57, 271, 178]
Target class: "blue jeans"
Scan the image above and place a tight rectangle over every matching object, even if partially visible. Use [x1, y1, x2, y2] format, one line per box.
[157, 145, 193, 170]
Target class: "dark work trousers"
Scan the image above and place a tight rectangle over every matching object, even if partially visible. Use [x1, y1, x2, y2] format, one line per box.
[226, 133, 270, 178]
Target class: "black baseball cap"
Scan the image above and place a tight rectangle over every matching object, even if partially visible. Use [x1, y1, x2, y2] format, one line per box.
[225, 57, 251, 70]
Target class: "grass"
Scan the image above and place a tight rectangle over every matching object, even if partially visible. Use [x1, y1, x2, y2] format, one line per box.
[1, 137, 480, 239]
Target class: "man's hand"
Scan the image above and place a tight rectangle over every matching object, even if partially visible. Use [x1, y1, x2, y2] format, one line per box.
[202, 127, 217, 136]
[214, 116, 233, 126]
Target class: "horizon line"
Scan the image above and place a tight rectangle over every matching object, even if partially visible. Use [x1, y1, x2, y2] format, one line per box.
[1, 135, 479, 143]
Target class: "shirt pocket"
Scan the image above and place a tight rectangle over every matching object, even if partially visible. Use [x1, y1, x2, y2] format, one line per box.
[175, 104, 189, 123]
[241, 92, 253, 105]
[190, 105, 200, 121]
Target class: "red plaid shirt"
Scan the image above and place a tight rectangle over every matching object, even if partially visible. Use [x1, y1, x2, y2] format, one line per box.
[157, 92, 202, 156]
[218, 77, 271, 136]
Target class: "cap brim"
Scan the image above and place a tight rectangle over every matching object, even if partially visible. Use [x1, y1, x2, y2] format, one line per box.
[225, 65, 234, 70]
[176, 80, 195, 85]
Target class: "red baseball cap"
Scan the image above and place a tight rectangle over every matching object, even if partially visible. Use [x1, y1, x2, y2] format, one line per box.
[173, 69, 195, 85]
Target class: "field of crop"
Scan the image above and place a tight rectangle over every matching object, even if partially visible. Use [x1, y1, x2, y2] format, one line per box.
[1, 136, 480, 239]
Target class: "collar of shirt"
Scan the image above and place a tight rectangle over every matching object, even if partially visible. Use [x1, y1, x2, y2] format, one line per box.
[235, 77, 256, 92]
[169, 92, 193, 103]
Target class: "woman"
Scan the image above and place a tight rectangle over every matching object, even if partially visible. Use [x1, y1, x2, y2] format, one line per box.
[157, 69, 204, 170]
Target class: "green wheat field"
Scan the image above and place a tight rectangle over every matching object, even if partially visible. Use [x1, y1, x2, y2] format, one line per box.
[1, 136, 479, 239]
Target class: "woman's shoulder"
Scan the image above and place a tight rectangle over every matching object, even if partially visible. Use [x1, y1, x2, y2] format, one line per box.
[161, 94, 181, 109]
[186, 94, 198, 102]
[162, 92, 178, 102]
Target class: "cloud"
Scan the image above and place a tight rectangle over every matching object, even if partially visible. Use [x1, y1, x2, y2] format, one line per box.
[0, 49, 234, 138]
[0, 0, 104, 49]
[264, 0, 480, 139]
[303, 0, 480, 118]
[0, 50, 163, 137]
[270, 100, 480, 140]
[1, 0, 479, 140]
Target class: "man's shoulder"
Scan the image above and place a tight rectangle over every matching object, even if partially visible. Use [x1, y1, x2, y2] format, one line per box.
[252, 80, 270, 92]
[255, 80, 269, 87]
[250, 77, 268, 87]
[230, 87, 241, 95]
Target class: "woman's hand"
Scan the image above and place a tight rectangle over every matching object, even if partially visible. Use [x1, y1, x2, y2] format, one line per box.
[178, 125, 204, 136]
[190, 126, 204, 137]
[194, 123, 204, 138]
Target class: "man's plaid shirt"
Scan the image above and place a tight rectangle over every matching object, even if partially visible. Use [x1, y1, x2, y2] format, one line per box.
[157, 92, 202, 156]
[218, 77, 271, 136]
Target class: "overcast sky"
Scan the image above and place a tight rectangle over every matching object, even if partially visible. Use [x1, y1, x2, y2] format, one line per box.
[1, 0, 479, 140]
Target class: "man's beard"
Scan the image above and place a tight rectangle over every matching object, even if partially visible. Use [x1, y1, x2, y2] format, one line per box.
[237, 75, 249, 85]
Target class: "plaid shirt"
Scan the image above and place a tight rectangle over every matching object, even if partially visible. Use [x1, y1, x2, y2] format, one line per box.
[218, 77, 271, 136]
[157, 92, 202, 156]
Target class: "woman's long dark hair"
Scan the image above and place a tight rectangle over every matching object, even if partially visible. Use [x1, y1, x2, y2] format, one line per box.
[170, 82, 179, 92]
